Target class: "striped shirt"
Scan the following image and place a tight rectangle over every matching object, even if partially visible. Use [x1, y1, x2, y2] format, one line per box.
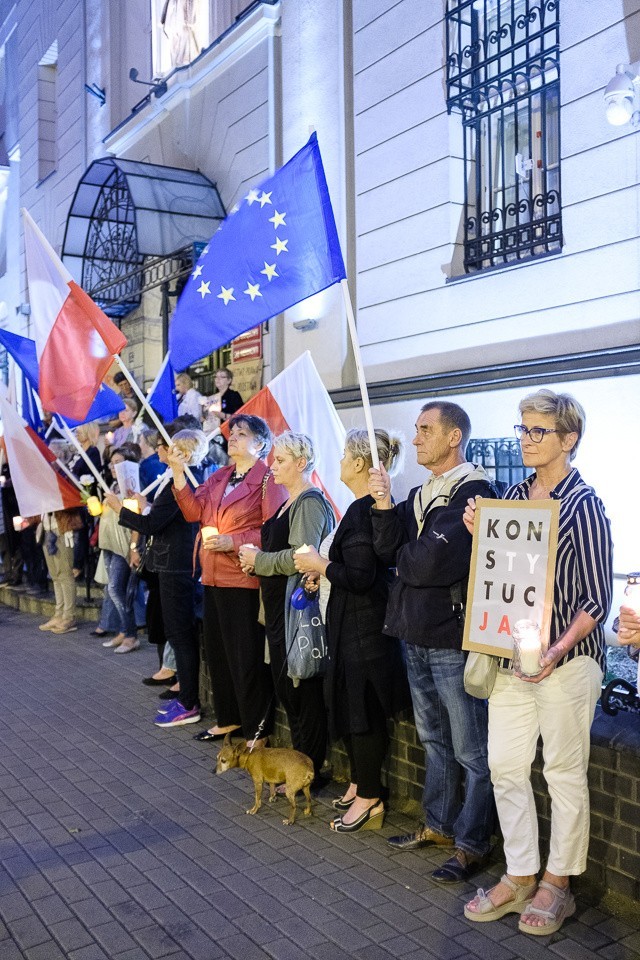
[503, 468, 613, 672]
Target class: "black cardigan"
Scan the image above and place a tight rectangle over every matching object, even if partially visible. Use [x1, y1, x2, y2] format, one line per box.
[325, 495, 393, 663]
[372, 477, 495, 649]
[118, 472, 202, 575]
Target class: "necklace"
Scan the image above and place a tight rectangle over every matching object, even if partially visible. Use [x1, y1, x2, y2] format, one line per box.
[228, 465, 250, 488]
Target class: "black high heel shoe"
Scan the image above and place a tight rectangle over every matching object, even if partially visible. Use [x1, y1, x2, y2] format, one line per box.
[332, 794, 356, 811]
[330, 801, 385, 833]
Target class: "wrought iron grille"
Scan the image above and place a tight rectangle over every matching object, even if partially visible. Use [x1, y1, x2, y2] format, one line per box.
[446, 0, 561, 272]
[466, 437, 530, 492]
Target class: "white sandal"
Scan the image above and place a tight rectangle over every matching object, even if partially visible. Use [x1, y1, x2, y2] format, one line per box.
[465, 874, 537, 922]
[518, 879, 575, 935]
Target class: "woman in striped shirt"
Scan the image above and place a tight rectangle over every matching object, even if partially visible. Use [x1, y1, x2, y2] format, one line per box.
[464, 389, 612, 936]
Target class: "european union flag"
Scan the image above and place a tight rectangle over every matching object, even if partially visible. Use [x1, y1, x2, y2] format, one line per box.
[169, 133, 346, 371]
[21, 374, 43, 435]
[0, 329, 125, 427]
[147, 354, 178, 423]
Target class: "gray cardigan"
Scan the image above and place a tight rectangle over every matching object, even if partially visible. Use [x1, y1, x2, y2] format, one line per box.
[254, 488, 335, 665]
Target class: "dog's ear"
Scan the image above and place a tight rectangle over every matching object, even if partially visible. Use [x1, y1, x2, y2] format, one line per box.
[236, 739, 248, 753]
[222, 733, 232, 746]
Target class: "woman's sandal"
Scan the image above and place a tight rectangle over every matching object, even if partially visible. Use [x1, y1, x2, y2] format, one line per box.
[464, 874, 537, 922]
[332, 794, 356, 811]
[331, 801, 385, 833]
[518, 880, 575, 936]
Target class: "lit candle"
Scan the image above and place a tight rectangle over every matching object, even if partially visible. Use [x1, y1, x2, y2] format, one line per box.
[86, 496, 102, 517]
[201, 525, 219, 541]
[513, 619, 542, 676]
[122, 498, 140, 514]
[12, 515, 24, 532]
[295, 544, 312, 555]
[105, 431, 114, 444]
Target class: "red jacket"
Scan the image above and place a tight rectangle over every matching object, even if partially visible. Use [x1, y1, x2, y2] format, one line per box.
[173, 461, 286, 589]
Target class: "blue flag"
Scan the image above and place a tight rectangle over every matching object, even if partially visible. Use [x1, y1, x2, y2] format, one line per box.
[21, 373, 44, 435]
[0, 328, 125, 427]
[169, 133, 346, 371]
[147, 354, 178, 423]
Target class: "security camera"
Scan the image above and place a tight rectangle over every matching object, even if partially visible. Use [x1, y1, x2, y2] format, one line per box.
[604, 63, 640, 127]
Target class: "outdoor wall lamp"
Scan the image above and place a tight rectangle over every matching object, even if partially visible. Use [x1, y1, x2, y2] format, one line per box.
[604, 62, 640, 126]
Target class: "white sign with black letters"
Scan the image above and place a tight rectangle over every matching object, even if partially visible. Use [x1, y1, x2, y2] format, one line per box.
[462, 498, 560, 658]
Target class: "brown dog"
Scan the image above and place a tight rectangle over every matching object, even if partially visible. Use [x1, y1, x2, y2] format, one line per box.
[215, 736, 314, 825]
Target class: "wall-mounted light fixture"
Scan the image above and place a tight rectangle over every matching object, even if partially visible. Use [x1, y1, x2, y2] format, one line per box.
[129, 68, 168, 100]
[292, 318, 318, 332]
[604, 62, 640, 127]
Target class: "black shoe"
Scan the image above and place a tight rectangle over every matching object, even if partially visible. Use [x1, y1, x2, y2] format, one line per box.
[158, 687, 181, 700]
[142, 674, 176, 687]
[431, 850, 491, 884]
[332, 794, 356, 811]
[387, 824, 455, 851]
[90, 628, 112, 637]
[193, 729, 232, 742]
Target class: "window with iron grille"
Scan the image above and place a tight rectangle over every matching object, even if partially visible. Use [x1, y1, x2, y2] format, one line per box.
[446, 0, 561, 273]
[466, 437, 530, 493]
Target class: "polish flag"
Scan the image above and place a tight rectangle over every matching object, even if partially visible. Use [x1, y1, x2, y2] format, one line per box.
[221, 351, 351, 518]
[23, 208, 127, 421]
[0, 392, 83, 516]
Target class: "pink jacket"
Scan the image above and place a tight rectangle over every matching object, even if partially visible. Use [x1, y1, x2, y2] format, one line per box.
[173, 461, 286, 589]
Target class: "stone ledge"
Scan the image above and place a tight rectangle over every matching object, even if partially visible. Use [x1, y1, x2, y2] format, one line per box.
[0, 584, 101, 621]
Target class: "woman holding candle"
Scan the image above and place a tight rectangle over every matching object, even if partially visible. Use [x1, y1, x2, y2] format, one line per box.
[293, 429, 409, 830]
[170, 415, 286, 743]
[106, 428, 208, 727]
[463, 390, 612, 935]
[238, 433, 336, 783]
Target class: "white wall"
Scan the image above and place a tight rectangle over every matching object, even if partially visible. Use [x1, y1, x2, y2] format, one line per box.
[351, 0, 640, 383]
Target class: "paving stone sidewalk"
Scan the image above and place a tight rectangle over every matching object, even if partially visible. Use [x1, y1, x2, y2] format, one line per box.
[0, 604, 638, 960]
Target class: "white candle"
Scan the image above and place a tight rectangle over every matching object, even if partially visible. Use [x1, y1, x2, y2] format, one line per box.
[105, 431, 114, 444]
[513, 619, 542, 675]
[86, 496, 102, 517]
[295, 544, 311, 555]
[122, 498, 140, 514]
[201, 525, 219, 541]
[12, 515, 24, 532]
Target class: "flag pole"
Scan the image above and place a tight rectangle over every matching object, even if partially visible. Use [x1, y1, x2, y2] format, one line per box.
[112, 354, 199, 487]
[54, 417, 111, 495]
[340, 279, 380, 470]
[53, 457, 86, 493]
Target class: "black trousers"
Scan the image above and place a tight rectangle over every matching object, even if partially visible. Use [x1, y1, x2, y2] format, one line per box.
[268, 639, 327, 777]
[342, 682, 389, 799]
[203, 586, 274, 740]
[158, 571, 199, 710]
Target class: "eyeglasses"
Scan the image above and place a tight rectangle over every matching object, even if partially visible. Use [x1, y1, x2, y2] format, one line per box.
[514, 424, 558, 443]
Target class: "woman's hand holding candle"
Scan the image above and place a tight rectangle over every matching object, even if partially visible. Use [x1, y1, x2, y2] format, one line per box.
[293, 544, 326, 576]
[238, 543, 259, 573]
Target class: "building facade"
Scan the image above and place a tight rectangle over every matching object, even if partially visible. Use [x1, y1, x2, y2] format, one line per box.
[0, 0, 639, 579]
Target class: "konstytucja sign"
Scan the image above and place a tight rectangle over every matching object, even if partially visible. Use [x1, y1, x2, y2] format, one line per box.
[462, 498, 560, 658]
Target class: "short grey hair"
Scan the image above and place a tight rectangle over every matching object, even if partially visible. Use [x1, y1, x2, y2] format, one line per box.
[273, 431, 316, 475]
[138, 425, 159, 450]
[345, 428, 404, 477]
[518, 389, 585, 460]
[171, 429, 209, 467]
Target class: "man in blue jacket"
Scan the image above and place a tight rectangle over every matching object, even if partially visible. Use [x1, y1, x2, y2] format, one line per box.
[369, 401, 495, 883]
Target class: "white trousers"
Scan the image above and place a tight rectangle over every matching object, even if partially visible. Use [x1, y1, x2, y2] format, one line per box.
[488, 655, 602, 876]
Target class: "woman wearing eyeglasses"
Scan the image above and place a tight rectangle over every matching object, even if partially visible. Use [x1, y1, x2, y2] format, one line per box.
[463, 389, 612, 936]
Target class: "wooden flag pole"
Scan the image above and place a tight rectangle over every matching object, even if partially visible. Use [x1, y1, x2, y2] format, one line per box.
[54, 417, 111, 495]
[340, 279, 380, 470]
[112, 354, 199, 487]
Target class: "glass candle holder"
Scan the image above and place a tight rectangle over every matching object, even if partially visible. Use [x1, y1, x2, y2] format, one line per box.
[512, 619, 547, 676]
[86, 496, 102, 517]
[295, 544, 311, 555]
[201, 525, 219, 541]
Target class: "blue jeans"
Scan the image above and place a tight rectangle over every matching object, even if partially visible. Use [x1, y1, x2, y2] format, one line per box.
[404, 643, 494, 858]
[103, 551, 136, 636]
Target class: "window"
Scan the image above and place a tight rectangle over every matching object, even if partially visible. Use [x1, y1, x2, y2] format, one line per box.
[151, 0, 210, 76]
[37, 41, 58, 182]
[466, 436, 530, 492]
[446, 0, 561, 273]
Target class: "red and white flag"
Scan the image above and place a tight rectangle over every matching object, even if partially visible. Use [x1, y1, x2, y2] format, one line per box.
[222, 351, 351, 518]
[0, 392, 83, 516]
[23, 208, 127, 421]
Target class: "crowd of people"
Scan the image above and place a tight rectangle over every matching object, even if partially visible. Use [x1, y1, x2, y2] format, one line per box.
[2, 378, 638, 938]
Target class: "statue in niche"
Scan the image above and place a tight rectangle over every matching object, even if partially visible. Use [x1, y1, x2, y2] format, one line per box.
[160, 0, 200, 68]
